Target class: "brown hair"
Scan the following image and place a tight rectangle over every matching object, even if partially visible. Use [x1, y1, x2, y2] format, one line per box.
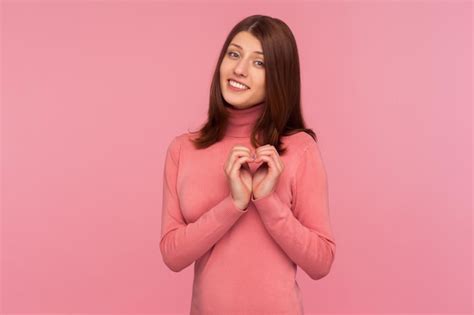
[188, 14, 317, 155]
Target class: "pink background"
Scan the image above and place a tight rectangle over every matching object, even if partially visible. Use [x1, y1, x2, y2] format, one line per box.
[1, 1, 471, 314]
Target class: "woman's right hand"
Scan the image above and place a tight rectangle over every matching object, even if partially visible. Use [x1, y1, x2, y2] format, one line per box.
[223, 144, 254, 210]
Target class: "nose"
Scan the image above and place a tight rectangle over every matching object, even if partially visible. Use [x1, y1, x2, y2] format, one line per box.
[233, 60, 248, 78]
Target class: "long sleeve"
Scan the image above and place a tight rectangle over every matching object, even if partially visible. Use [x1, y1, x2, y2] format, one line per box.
[251, 140, 336, 280]
[160, 136, 247, 272]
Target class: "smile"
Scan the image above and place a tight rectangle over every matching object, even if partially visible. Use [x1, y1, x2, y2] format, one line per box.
[228, 79, 250, 91]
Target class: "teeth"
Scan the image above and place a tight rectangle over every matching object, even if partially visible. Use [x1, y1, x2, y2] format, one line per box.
[229, 80, 248, 89]
[229, 80, 249, 90]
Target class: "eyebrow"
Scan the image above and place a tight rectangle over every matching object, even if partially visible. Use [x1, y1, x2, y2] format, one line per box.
[229, 43, 264, 55]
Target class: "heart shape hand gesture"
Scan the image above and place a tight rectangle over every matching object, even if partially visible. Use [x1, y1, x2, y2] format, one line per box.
[224, 144, 285, 210]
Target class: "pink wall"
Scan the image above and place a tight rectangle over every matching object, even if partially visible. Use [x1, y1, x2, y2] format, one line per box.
[1, 1, 471, 314]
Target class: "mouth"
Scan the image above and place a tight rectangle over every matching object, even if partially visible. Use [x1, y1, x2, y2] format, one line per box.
[227, 79, 250, 91]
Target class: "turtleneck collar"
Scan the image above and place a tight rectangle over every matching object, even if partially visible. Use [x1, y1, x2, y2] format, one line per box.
[224, 102, 265, 138]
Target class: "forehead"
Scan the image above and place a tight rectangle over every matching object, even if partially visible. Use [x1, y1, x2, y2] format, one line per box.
[228, 31, 263, 55]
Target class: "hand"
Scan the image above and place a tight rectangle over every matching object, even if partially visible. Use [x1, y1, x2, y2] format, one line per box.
[251, 145, 285, 200]
[223, 144, 254, 210]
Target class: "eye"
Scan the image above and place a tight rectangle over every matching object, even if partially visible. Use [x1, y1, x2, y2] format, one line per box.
[227, 51, 265, 67]
[227, 51, 239, 58]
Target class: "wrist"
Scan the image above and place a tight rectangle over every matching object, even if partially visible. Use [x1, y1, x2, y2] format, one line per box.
[232, 198, 248, 211]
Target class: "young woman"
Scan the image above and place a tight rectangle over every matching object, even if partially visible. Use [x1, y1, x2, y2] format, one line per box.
[160, 15, 336, 314]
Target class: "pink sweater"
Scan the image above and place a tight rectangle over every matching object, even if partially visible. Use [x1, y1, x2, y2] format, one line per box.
[160, 102, 336, 314]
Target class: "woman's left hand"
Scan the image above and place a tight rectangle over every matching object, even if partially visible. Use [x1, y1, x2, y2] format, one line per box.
[252, 145, 285, 200]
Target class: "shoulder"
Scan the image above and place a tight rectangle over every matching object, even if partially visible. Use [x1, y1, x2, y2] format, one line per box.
[166, 131, 200, 156]
[165, 132, 188, 160]
[283, 131, 326, 176]
[282, 131, 318, 155]
[167, 131, 193, 146]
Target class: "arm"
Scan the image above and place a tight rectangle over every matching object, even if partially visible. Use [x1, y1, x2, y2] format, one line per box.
[251, 140, 336, 280]
[160, 136, 247, 272]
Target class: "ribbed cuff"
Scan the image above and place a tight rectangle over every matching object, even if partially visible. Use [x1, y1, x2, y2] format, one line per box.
[213, 194, 249, 224]
[251, 191, 289, 223]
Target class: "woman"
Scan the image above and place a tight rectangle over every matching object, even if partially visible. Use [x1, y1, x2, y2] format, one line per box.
[160, 14, 336, 314]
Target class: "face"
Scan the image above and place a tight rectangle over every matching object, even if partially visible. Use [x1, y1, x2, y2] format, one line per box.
[219, 31, 266, 109]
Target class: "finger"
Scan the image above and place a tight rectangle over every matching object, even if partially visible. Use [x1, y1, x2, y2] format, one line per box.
[255, 147, 274, 155]
[230, 156, 253, 177]
[233, 145, 252, 153]
[255, 147, 277, 160]
[253, 155, 276, 175]
[227, 146, 251, 162]
[255, 150, 283, 172]
[255, 146, 280, 163]
[231, 146, 252, 162]
[225, 149, 252, 174]
[255, 145, 271, 153]
[226, 145, 251, 162]
[257, 147, 282, 165]
[256, 145, 278, 153]
[254, 148, 273, 161]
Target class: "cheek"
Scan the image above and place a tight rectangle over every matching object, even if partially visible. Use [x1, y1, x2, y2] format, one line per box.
[220, 60, 231, 71]
[219, 63, 226, 75]
[256, 79, 265, 92]
[219, 66, 227, 81]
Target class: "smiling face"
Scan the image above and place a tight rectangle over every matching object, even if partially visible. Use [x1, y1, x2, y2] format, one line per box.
[220, 31, 266, 109]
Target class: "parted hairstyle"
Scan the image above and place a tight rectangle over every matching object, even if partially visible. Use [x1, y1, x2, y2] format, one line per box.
[188, 14, 317, 155]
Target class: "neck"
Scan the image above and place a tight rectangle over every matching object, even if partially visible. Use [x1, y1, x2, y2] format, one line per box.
[224, 102, 265, 138]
